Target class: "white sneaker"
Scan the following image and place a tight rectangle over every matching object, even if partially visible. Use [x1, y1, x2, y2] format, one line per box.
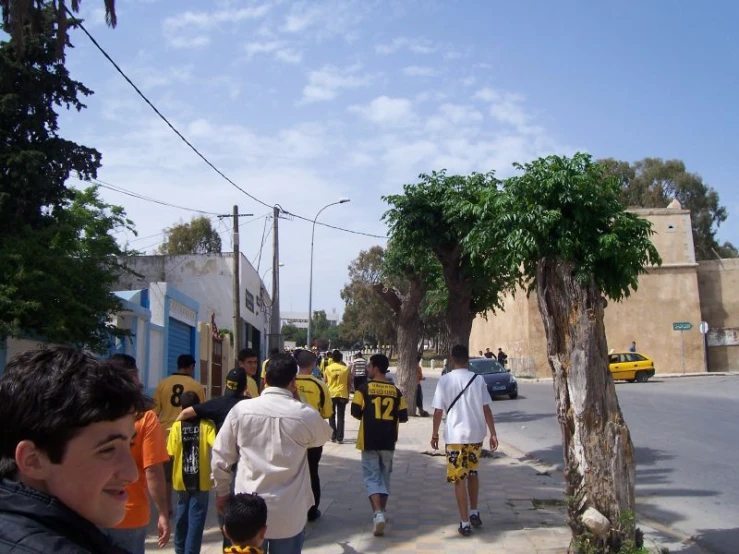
[373, 511, 386, 536]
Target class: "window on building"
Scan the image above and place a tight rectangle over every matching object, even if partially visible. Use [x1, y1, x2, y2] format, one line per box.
[245, 290, 255, 313]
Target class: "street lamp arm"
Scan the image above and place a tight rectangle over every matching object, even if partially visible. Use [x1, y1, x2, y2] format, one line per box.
[307, 198, 350, 347]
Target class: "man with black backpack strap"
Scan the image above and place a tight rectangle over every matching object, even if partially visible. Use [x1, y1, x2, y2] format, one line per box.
[430, 344, 499, 537]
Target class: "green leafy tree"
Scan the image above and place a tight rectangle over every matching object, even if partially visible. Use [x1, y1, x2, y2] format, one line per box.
[157, 216, 222, 255]
[1, 186, 134, 350]
[474, 153, 661, 551]
[0, 12, 129, 350]
[600, 157, 737, 259]
[1, 0, 117, 59]
[383, 170, 517, 346]
[340, 246, 397, 349]
[281, 323, 307, 346]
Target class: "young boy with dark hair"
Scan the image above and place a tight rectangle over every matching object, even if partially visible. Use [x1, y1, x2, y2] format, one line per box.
[351, 353, 408, 536]
[223, 493, 268, 553]
[167, 391, 216, 554]
[0, 346, 151, 553]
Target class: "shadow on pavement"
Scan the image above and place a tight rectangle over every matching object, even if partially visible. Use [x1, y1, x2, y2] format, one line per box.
[495, 410, 555, 424]
[692, 526, 739, 554]
[303, 446, 570, 553]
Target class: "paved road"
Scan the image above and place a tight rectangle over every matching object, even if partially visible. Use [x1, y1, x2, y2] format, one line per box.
[417, 373, 739, 554]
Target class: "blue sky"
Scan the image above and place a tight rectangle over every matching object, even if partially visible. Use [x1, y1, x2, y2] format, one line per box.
[55, 0, 739, 316]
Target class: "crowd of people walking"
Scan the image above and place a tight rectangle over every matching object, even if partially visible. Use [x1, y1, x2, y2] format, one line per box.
[0, 343, 498, 553]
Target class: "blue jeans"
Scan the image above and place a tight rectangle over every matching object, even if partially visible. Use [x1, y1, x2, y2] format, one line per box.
[361, 450, 394, 497]
[174, 490, 210, 554]
[261, 530, 305, 554]
[105, 526, 147, 554]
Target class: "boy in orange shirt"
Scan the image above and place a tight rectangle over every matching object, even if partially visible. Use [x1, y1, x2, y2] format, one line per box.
[107, 354, 170, 554]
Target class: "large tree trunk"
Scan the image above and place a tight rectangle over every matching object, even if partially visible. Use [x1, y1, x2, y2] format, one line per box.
[374, 278, 425, 414]
[445, 282, 474, 347]
[536, 259, 636, 552]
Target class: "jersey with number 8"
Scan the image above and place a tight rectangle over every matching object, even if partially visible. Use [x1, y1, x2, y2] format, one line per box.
[154, 372, 205, 432]
[351, 380, 408, 451]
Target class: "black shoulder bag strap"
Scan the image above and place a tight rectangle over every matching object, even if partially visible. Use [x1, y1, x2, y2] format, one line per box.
[447, 374, 478, 413]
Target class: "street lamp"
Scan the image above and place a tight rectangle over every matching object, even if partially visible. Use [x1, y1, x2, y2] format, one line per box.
[261, 263, 284, 284]
[307, 198, 350, 347]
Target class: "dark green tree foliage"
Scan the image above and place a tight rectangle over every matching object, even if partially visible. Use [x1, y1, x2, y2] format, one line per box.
[600, 157, 736, 259]
[281, 324, 306, 346]
[0, 14, 131, 350]
[157, 216, 222, 255]
[383, 170, 515, 346]
[485, 155, 661, 300]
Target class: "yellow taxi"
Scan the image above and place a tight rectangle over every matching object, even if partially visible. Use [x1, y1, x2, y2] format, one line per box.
[608, 351, 656, 383]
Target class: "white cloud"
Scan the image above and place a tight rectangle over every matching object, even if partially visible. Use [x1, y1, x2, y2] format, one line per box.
[281, 0, 367, 41]
[473, 87, 540, 134]
[162, 4, 273, 48]
[245, 41, 303, 63]
[300, 65, 374, 104]
[349, 96, 417, 127]
[376, 37, 436, 55]
[128, 64, 193, 91]
[403, 65, 438, 77]
[462, 76, 477, 87]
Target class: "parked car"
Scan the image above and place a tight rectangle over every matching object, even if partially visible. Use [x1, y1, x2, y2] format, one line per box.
[468, 357, 518, 399]
[608, 352, 655, 382]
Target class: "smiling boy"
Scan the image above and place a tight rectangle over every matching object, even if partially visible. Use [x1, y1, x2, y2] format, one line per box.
[0, 346, 152, 553]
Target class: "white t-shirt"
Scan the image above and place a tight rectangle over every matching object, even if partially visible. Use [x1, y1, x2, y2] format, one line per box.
[431, 368, 492, 444]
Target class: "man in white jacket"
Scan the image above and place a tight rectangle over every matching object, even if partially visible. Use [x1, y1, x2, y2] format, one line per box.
[212, 354, 332, 554]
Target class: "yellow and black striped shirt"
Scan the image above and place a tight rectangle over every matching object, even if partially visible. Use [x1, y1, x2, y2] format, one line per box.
[351, 380, 408, 451]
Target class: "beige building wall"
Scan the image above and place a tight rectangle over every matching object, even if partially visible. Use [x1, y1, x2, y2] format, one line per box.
[471, 204, 715, 377]
[698, 259, 739, 371]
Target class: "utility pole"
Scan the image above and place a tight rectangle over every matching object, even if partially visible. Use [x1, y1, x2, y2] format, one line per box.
[232, 205, 241, 360]
[270, 206, 282, 351]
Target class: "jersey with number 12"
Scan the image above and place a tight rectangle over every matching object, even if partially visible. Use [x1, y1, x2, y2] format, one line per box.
[154, 373, 205, 433]
[351, 380, 408, 451]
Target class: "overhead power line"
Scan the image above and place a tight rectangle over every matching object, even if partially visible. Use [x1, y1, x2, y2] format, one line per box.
[88, 178, 221, 216]
[73, 14, 387, 240]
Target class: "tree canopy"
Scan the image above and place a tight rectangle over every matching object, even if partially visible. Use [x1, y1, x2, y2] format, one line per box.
[600, 157, 736, 260]
[383, 170, 516, 345]
[0, 12, 130, 350]
[473, 153, 662, 300]
[157, 216, 222, 255]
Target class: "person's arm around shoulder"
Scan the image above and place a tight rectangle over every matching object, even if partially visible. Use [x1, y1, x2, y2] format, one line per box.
[176, 406, 197, 422]
[142, 412, 171, 548]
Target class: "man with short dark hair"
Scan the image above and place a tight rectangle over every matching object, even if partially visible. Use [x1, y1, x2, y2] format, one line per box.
[213, 354, 332, 553]
[351, 351, 368, 392]
[351, 354, 408, 536]
[261, 347, 281, 385]
[431, 345, 499, 537]
[295, 350, 333, 522]
[0, 346, 150, 553]
[484, 348, 494, 359]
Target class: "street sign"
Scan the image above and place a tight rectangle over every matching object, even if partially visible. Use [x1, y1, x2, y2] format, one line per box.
[699, 321, 709, 335]
[673, 321, 693, 331]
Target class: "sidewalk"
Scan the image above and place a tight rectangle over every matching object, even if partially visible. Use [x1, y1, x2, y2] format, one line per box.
[148, 409, 571, 554]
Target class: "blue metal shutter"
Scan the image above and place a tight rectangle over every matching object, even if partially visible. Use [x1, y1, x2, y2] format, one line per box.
[168, 318, 192, 375]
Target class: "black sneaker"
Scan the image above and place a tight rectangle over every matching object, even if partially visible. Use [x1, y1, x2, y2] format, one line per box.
[458, 523, 472, 536]
[470, 513, 482, 527]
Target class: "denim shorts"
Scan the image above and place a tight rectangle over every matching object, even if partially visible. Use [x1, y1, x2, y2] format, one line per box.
[361, 450, 394, 497]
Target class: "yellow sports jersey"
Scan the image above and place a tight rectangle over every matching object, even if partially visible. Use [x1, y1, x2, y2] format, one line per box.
[166, 419, 216, 492]
[261, 359, 269, 381]
[351, 380, 408, 451]
[154, 373, 205, 432]
[324, 362, 350, 399]
[224, 546, 264, 553]
[246, 375, 259, 399]
[296, 375, 333, 419]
